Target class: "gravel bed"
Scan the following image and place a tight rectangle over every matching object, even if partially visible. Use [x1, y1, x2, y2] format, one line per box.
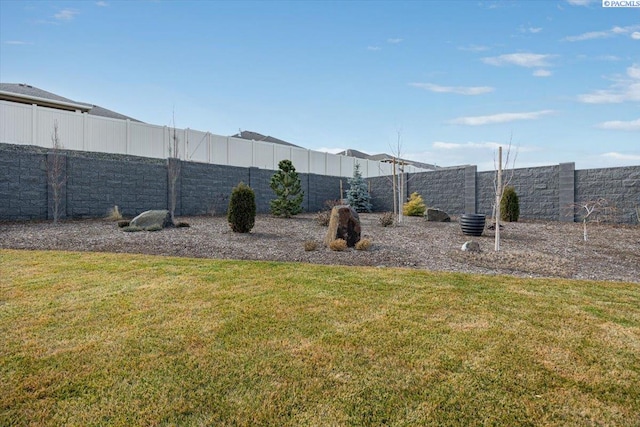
[1, 213, 639, 283]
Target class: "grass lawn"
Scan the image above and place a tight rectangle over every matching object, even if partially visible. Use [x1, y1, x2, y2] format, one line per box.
[1, 249, 639, 426]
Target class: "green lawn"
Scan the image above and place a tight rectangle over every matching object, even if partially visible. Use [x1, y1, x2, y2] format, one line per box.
[1, 249, 639, 426]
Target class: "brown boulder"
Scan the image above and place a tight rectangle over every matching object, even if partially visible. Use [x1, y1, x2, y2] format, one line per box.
[324, 205, 361, 248]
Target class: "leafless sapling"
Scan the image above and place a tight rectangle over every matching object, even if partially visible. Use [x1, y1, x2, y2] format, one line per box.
[572, 198, 616, 241]
[492, 137, 518, 251]
[167, 112, 181, 223]
[47, 120, 66, 224]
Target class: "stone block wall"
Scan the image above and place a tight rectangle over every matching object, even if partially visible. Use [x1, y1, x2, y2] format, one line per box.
[1, 143, 638, 223]
[408, 168, 466, 215]
[576, 166, 640, 223]
[477, 165, 560, 221]
[65, 155, 167, 219]
[0, 143, 343, 220]
[0, 146, 48, 220]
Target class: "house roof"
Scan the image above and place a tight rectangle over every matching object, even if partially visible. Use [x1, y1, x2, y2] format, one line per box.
[230, 130, 301, 148]
[0, 83, 143, 122]
[336, 149, 440, 171]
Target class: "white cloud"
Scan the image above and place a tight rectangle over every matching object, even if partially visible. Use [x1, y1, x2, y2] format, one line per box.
[597, 118, 640, 131]
[520, 25, 542, 34]
[367, 46, 381, 51]
[533, 69, 552, 77]
[4, 40, 33, 45]
[409, 83, 494, 95]
[54, 8, 79, 21]
[566, 0, 596, 5]
[578, 64, 640, 103]
[595, 55, 621, 61]
[632, 32, 640, 40]
[601, 152, 640, 161]
[449, 110, 556, 126]
[482, 53, 554, 68]
[459, 44, 490, 52]
[96, 1, 109, 6]
[628, 63, 640, 79]
[387, 38, 403, 44]
[564, 25, 640, 41]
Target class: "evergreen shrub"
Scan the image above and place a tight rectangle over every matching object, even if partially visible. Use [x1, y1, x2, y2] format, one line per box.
[270, 160, 304, 218]
[228, 182, 256, 233]
[403, 192, 427, 216]
[500, 186, 520, 222]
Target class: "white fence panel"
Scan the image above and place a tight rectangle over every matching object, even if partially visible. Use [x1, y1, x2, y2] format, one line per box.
[291, 147, 309, 173]
[227, 137, 253, 168]
[186, 129, 209, 163]
[1, 100, 397, 177]
[86, 115, 127, 154]
[326, 153, 342, 176]
[309, 151, 326, 175]
[0, 101, 32, 145]
[252, 141, 275, 170]
[129, 122, 165, 159]
[341, 156, 355, 178]
[210, 135, 228, 165]
[274, 145, 292, 165]
[37, 107, 84, 150]
[375, 161, 393, 176]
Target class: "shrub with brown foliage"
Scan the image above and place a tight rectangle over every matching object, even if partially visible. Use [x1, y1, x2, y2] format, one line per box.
[304, 241, 318, 251]
[315, 211, 331, 226]
[329, 238, 348, 251]
[355, 238, 371, 251]
[379, 212, 394, 227]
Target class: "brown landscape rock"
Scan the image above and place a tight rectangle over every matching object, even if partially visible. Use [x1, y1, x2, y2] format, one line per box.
[324, 205, 361, 247]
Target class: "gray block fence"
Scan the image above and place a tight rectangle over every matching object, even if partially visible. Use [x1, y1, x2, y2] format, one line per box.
[1, 143, 639, 223]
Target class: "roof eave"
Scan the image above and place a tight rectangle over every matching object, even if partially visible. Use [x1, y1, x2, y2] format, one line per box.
[0, 91, 92, 112]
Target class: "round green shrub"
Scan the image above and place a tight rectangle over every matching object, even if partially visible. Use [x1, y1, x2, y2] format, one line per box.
[228, 182, 256, 233]
[500, 186, 520, 222]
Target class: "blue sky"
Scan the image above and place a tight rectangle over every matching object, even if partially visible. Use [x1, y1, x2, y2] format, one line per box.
[1, 0, 638, 171]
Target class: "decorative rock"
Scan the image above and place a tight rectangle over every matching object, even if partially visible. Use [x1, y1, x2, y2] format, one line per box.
[129, 210, 174, 230]
[426, 208, 450, 222]
[324, 205, 361, 248]
[461, 241, 481, 252]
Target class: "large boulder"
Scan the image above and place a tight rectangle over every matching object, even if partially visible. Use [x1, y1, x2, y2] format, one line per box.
[426, 208, 450, 222]
[324, 205, 361, 248]
[130, 210, 174, 230]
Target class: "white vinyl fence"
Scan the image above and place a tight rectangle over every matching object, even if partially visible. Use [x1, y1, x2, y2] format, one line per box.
[1, 100, 425, 177]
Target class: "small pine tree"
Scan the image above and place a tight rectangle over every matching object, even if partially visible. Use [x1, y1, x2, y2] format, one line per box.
[500, 186, 520, 222]
[228, 182, 256, 233]
[270, 159, 304, 218]
[403, 192, 426, 216]
[345, 163, 372, 213]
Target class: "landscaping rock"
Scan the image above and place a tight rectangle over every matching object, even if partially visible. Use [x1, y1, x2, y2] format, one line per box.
[461, 240, 481, 252]
[426, 208, 450, 222]
[324, 205, 361, 248]
[129, 210, 174, 230]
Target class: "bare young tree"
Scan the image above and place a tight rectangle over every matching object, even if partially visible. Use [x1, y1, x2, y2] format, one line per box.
[492, 137, 518, 251]
[47, 120, 66, 224]
[378, 130, 414, 224]
[167, 111, 181, 223]
[572, 198, 616, 241]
